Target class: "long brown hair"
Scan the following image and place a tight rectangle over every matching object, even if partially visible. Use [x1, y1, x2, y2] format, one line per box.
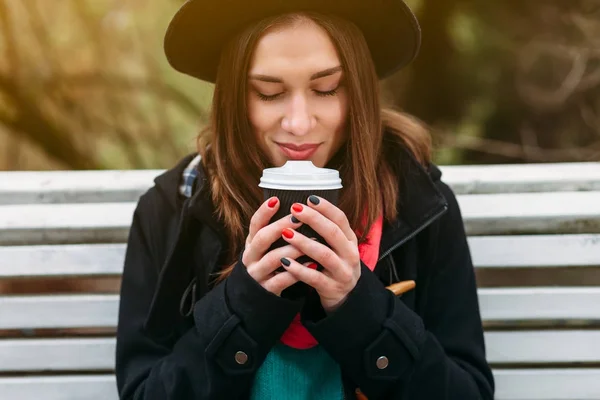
[197, 12, 431, 278]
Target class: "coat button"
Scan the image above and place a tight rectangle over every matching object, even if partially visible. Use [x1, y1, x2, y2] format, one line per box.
[235, 351, 249, 365]
[376, 356, 389, 370]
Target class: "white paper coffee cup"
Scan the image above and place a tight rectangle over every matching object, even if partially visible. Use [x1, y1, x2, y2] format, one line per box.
[259, 161, 342, 228]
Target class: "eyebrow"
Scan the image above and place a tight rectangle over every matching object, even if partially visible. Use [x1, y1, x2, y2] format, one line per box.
[249, 66, 343, 83]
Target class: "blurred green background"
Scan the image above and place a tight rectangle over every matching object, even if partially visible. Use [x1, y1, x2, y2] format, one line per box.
[1, 0, 599, 170]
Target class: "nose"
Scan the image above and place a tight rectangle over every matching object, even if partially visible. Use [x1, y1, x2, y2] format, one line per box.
[281, 92, 315, 136]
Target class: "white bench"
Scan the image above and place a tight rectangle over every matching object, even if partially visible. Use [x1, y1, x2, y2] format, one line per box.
[1, 162, 600, 400]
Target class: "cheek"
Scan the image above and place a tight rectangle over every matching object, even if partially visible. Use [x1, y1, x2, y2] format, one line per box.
[247, 98, 265, 132]
[248, 99, 280, 129]
[247, 99, 282, 160]
[311, 100, 347, 166]
[320, 96, 348, 141]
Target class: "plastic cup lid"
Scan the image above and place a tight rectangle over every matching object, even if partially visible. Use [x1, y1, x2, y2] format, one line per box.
[259, 161, 342, 191]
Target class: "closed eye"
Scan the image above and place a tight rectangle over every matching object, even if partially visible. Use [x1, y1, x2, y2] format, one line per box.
[314, 88, 338, 97]
[255, 92, 282, 102]
[255, 87, 339, 102]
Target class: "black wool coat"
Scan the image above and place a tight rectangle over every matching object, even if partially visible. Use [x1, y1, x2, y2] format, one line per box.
[115, 150, 495, 400]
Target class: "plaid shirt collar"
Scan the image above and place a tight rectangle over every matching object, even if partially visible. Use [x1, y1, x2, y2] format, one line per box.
[179, 154, 202, 198]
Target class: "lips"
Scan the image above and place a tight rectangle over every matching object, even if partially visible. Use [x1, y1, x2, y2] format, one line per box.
[277, 142, 321, 160]
[278, 143, 320, 151]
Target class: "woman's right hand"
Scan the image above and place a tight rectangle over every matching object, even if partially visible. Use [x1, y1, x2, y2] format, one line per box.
[242, 197, 303, 296]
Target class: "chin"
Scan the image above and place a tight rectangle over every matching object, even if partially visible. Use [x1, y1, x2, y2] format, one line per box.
[272, 154, 289, 167]
[311, 151, 331, 168]
[310, 158, 325, 168]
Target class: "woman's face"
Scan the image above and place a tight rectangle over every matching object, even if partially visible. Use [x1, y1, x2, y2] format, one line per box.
[247, 20, 349, 168]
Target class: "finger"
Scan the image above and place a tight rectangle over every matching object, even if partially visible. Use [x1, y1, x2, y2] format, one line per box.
[246, 244, 304, 282]
[244, 212, 303, 265]
[306, 195, 357, 245]
[281, 228, 352, 281]
[263, 271, 298, 296]
[247, 197, 280, 245]
[280, 256, 332, 292]
[289, 203, 356, 257]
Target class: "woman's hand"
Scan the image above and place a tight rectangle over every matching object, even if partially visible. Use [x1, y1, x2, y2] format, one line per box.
[241, 197, 304, 296]
[279, 195, 361, 313]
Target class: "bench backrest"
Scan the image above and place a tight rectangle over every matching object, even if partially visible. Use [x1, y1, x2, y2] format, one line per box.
[1, 162, 599, 400]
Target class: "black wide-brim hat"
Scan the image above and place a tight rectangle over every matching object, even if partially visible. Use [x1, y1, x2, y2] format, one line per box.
[164, 0, 421, 83]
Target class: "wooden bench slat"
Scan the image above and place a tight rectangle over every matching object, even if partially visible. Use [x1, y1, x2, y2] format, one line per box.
[0, 170, 160, 205]
[1, 234, 598, 278]
[485, 331, 600, 363]
[1, 370, 598, 400]
[0, 295, 119, 329]
[2, 288, 599, 330]
[479, 287, 600, 321]
[442, 162, 600, 195]
[0, 375, 118, 400]
[0, 338, 115, 372]
[494, 369, 600, 400]
[0, 203, 135, 245]
[469, 234, 600, 267]
[2, 192, 600, 245]
[459, 191, 600, 235]
[2, 163, 599, 205]
[3, 330, 598, 373]
[0, 244, 125, 277]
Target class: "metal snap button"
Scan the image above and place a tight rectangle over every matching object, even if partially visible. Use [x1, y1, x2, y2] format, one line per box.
[376, 356, 389, 370]
[235, 351, 249, 365]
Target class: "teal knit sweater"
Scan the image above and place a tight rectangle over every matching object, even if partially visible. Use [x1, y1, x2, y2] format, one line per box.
[250, 342, 344, 400]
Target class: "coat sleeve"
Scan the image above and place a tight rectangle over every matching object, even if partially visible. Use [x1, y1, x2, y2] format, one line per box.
[115, 195, 301, 400]
[303, 182, 495, 400]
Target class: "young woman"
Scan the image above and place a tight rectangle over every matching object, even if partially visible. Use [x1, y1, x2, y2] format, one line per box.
[115, 1, 495, 399]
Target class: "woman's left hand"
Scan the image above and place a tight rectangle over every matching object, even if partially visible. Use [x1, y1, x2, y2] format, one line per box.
[280, 195, 361, 313]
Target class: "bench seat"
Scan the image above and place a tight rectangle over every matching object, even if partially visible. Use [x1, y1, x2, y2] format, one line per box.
[1, 162, 599, 399]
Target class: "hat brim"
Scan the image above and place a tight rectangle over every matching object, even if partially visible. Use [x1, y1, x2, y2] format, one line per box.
[164, 0, 421, 83]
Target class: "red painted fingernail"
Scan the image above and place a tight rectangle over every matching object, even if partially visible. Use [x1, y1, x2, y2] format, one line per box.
[282, 228, 294, 239]
[308, 263, 318, 270]
[292, 204, 303, 213]
[268, 197, 278, 208]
